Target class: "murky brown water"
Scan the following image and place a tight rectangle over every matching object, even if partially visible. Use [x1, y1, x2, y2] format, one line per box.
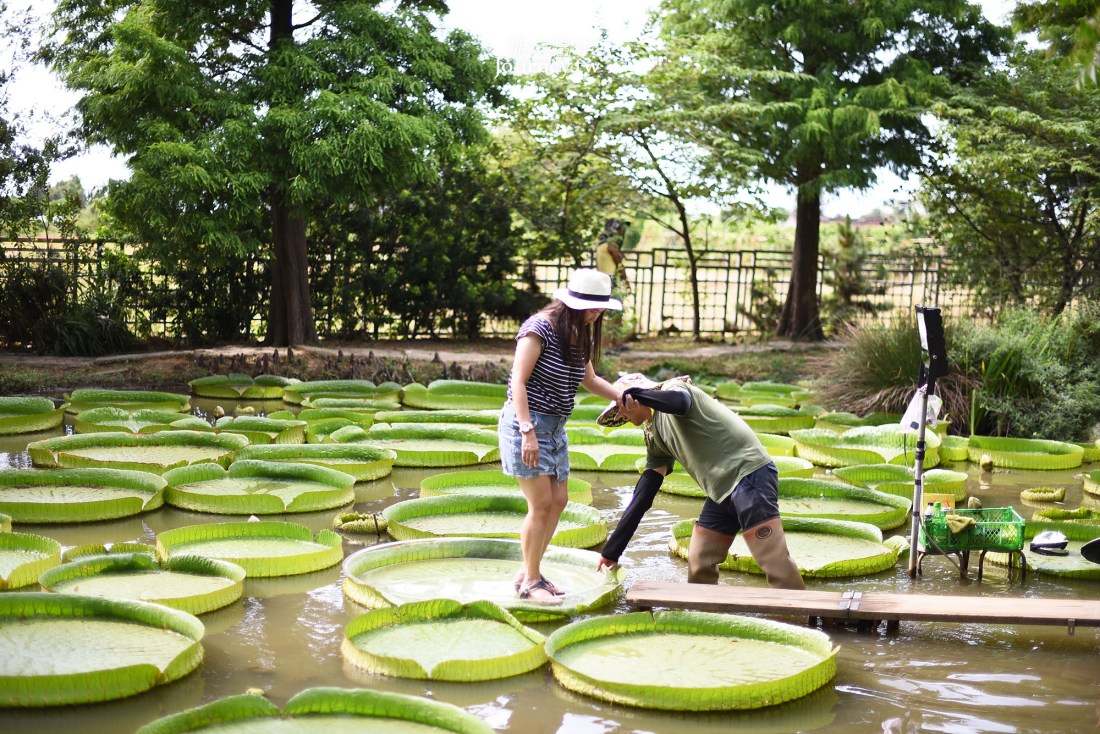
[1, 401, 1097, 734]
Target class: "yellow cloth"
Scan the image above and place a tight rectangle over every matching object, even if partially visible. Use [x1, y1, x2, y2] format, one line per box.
[945, 513, 975, 535]
[595, 242, 619, 277]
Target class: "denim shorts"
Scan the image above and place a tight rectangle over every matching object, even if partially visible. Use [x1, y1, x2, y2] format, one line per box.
[498, 401, 570, 481]
[696, 462, 780, 537]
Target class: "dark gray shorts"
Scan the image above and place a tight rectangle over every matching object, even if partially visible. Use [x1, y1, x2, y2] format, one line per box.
[695, 463, 780, 537]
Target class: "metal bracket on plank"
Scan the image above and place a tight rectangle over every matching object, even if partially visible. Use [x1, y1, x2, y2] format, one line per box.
[838, 590, 862, 613]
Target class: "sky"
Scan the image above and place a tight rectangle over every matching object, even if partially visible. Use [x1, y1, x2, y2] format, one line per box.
[10, 0, 1015, 218]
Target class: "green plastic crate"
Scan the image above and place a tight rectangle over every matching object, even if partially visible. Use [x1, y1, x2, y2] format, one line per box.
[920, 507, 1026, 552]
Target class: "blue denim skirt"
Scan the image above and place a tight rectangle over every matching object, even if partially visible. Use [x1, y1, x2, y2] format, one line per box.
[498, 401, 570, 481]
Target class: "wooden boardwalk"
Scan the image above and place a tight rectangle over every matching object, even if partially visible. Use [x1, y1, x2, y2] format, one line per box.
[626, 581, 1100, 636]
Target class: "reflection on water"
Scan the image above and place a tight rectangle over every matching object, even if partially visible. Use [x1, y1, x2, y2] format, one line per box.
[0, 410, 1098, 733]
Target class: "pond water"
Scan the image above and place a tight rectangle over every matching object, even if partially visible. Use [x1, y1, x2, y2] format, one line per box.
[0, 399, 1097, 734]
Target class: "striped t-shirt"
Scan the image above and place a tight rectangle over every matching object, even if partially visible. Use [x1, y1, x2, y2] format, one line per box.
[506, 314, 586, 416]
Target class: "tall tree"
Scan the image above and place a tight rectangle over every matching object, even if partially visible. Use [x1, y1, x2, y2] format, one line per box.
[1014, 0, 1100, 87]
[920, 50, 1100, 315]
[44, 0, 500, 346]
[656, 0, 1007, 340]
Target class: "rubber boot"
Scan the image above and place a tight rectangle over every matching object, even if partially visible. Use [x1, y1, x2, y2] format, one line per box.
[688, 524, 734, 584]
[743, 518, 805, 590]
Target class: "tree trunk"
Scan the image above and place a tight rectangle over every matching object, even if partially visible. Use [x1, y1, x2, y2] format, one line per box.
[263, 0, 317, 347]
[674, 198, 701, 340]
[777, 171, 825, 341]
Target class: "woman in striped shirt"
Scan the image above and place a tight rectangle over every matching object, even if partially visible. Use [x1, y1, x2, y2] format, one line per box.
[499, 268, 624, 603]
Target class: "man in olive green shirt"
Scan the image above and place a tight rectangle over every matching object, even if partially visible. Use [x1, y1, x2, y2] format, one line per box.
[596, 376, 805, 589]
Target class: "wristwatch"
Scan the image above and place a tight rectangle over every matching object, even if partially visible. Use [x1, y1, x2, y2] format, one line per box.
[519, 421, 534, 434]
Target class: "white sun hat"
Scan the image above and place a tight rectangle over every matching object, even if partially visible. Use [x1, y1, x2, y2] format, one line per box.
[552, 268, 623, 311]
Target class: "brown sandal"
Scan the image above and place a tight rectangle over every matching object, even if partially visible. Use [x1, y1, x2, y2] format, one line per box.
[518, 578, 563, 605]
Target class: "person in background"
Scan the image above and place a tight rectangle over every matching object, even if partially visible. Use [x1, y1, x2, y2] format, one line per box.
[594, 217, 631, 289]
[499, 268, 624, 603]
[595, 373, 805, 590]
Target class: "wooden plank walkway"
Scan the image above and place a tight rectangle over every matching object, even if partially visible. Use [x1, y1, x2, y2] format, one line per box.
[626, 581, 1100, 635]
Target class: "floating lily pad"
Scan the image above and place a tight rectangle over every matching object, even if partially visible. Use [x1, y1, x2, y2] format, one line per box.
[967, 435, 1084, 470]
[73, 408, 198, 434]
[758, 433, 798, 457]
[373, 409, 500, 426]
[383, 494, 606, 548]
[419, 468, 592, 505]
[270, 407, 375, 430]
[777, 478, 910, 529]
[0, 531, 62, 589]
[334, 424, 500, 467]
[669, 517, 906, 578]
[811, 412, 899, 433]
[233, 443, 396, 481]
[301, 397, 403, 412]
[734, 405, 816, 434]
[28, 430, 250, 474]
[791, 426, 940, 468]
[0, 467, 166, 523]
[401, 380, 507, 411]
[830, 464, 968, 502]
[213, 415, 307, 444]
[157, 521, 344, 577]
[134, 687, 494, 734]
[64, 389, 191, 414]
[0, 396, 66, 434]
[189, 373, 296, 400]
[1021, 486, 1065, 502]
[569, 442, 648, 471]
[985, 521, 1100, 580]
[281, 379, 403, 405]
[1076, 440, 1100, 463]
[546, 610, 837, 711]
[939, 435, 970, 462]
[1030, 506, 1100, 524]
[0, 513, 9, 531]
[164, 460, 355, 515]
[343, 538, 624, 623]
[39, 552, 245, 615]
[333, 511, 388, 534]
[342, 599, 547, 681]
[1084, 470, 1100, 498]
[0, 592, 204, 707]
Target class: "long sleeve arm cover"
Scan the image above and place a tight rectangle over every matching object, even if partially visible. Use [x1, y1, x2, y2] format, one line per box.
[600, 468, 666, 563]
[623, 386, 691, 415]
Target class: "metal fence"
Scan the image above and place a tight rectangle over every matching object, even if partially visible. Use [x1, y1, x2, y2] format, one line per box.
[2, 237, 980, 342]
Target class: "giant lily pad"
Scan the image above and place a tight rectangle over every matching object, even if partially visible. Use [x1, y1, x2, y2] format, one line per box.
[233, 443, 396, 481]
[637, 456, 815, 499]
[382, 494, 606, 548]
[213, 415, 307, 444]
[546, 610, 837, 711]
[777, 478, 910, 529]
[1084, 470, 1100, 498]
[28, 430, 250, 474]
[811, 412, 899, 433]
[967, 435, 1084, 470]
[939, 435, 970, 462]
[1076, 440, 1100, 463]
[334, 424, 499, 467]
[0, 467, 166, 523]
[64, 389, 191, 414]
[830, 464, 968, 502]
[985, 521, 1100, 580]
[1030, 506, 1100, 524]
[419, 468, 592, 505]
[301, 397, 403, 412]
[342, 599, 547, 681]
[791, 426, 941, 468]
[39, 552, 245, 615]
[343, 538, 624, 623]
[164, 460, 355, 515]
[373, 409, 500, 426]
[401, 380, 507, 411]
[669, 517, 906, 578]
[0, 396, 66, 434]
[0, 531, 62, 589]
[0, 592, 204, 707]
[759, 433, 798, 457]
[734, 405, 816, 434]
[73, 408, 198, 434]
[0, 513, 9, 532]
[135, 688, 494, 734]
[282, 379, 402, 405]
[189, 373, 296, 400]
[157, 521, 343, 577]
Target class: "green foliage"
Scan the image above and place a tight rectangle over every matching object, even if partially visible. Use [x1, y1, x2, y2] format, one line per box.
[920, 50, 1100, 315]
[812, 304, 1100, 441]
[1013, 0, 1100, 87]
[820, 217, 887, 334]
[654, 0, 1008, 339]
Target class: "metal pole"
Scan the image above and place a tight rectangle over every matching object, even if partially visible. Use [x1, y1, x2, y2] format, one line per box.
[907, 383, 930, 578]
